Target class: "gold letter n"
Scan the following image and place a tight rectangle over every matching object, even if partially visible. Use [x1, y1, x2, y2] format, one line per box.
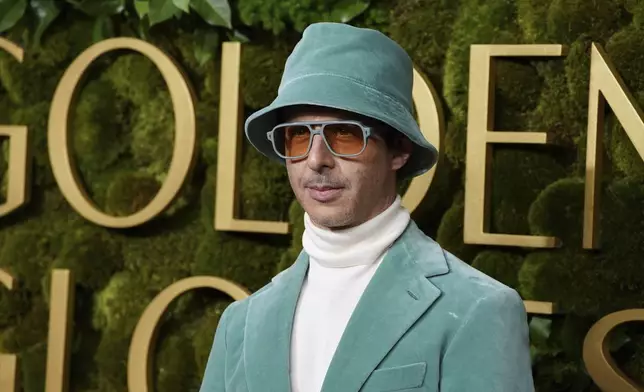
[584, 43, 644, 250]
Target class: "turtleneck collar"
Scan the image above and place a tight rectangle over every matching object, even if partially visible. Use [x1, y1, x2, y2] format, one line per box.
[302, 195, 411, 268]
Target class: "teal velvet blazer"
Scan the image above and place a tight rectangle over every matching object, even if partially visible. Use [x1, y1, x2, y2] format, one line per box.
[199, 220, 535, 391]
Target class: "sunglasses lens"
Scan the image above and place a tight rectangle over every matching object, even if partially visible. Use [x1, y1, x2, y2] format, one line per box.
[323, 123, 366, 155]
[274, 125, 311, 157]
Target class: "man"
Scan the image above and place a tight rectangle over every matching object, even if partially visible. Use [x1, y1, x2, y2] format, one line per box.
[199, 22, 534, 392]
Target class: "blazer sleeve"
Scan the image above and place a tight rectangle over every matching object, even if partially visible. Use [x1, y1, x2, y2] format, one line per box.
[440, 287, 535, 392]
[198, 305, 232, 392]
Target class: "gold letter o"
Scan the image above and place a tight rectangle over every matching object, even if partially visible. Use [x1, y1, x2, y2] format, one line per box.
[583, 309, 644, 392]
[401, 68, 443, 213]
[48, 37, 197, 228]
[127, 276, 249, 392]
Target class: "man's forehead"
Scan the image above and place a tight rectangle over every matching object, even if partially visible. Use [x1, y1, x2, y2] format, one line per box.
[279, 105, 376, 124]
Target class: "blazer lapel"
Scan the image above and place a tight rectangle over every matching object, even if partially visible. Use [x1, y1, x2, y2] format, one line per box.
[244, 252, 309, 392]
[320, 222, 450, 392]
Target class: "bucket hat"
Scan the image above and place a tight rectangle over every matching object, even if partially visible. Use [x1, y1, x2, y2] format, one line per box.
[243, 22, 438, 178]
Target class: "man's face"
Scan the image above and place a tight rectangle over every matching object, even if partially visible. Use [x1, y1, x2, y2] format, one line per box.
[281, 107, 411, 230]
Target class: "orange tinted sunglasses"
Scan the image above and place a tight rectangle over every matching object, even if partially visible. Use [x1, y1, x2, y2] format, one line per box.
[267, 120, 373, 159]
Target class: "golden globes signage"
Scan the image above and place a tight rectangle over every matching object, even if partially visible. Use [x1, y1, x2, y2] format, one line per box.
[0, 37, 643, 392]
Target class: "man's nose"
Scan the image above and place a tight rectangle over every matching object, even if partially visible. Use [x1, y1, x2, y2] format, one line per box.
[306, 134, 335, 172]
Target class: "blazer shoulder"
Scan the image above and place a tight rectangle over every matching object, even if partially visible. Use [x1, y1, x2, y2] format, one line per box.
[219, 277, 276, 329]
[409, 229, 522, 309]
[417, 243, 527, 342]
[443, 248, 516, 295]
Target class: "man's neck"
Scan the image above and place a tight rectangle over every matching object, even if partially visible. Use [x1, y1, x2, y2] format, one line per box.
[302, 194, 411, 268]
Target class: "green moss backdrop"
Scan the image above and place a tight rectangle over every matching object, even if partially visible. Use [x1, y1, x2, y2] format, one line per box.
[0, 0, 643, 391]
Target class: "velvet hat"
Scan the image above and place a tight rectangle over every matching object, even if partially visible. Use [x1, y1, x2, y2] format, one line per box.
[243, 22, 438, 178]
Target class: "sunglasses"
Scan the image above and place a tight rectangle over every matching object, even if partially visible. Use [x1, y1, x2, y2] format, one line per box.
[267, 120, 374, 159]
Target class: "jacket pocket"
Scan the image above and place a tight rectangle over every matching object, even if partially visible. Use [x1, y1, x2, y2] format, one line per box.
[361, 362, 427, 392]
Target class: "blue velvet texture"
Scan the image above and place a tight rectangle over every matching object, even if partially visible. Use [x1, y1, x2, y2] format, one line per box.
[199, 220, 535, 391]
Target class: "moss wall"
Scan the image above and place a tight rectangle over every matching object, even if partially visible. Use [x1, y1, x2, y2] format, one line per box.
[0, 1, 643, 391]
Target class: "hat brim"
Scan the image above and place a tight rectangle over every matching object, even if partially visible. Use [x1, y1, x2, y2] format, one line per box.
[244, 74, 438, 179]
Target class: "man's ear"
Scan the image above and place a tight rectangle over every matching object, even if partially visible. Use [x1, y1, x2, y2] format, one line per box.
[391, 137, 412, 171]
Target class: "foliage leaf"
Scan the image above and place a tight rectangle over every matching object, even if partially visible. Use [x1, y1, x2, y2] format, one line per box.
[0, 0, 28, 33]
[328, 0, 370, 23]
[92, 15, 114, 43]
[194, 29, 219, 66]
[66, 0, 125, 17]
[137, 14, 151, 39]
[148, 0, 179, 26]
[608, 324, 632, 352]
[530, 316, 552, 345]
[172, 0, 189, 13]
[190, 0, 231, 28]
[30, 0, 61, 47]
[227, 28, 249, 43]
[134, 0, 149, 19]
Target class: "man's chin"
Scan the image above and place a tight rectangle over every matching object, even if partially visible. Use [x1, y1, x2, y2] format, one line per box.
[306, 207, 354, 230]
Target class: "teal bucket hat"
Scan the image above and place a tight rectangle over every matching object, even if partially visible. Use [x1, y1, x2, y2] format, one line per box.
[244, 22, 438, 178]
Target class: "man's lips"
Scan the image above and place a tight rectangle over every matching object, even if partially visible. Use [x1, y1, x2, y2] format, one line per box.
[306, 185, 343, 202]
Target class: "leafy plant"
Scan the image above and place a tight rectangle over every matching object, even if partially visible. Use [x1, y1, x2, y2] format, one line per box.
[0, 0, 28, 33]
[0, 0, 234, 46]
[237, 0, 371, 34]
[1, 0, 373, 48]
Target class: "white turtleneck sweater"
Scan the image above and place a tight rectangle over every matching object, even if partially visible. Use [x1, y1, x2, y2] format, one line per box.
[290, 195, 411, 392]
